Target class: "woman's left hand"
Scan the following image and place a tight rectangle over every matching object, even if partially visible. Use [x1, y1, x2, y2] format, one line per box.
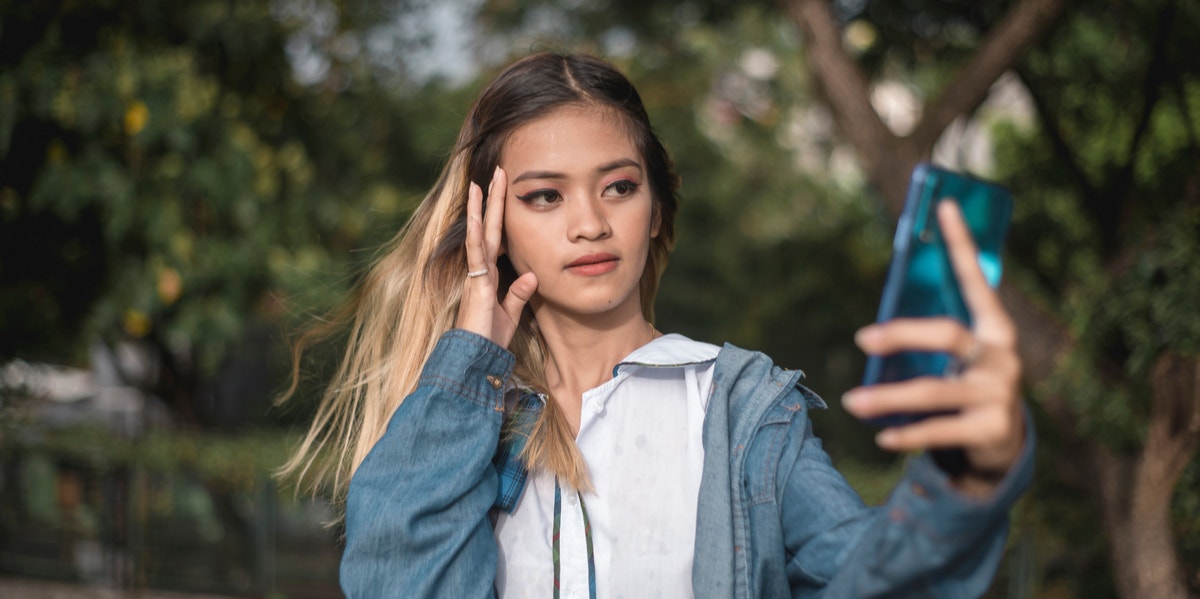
[842, 201, 1025, 495]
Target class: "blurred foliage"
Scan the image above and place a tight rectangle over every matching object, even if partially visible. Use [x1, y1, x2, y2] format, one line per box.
[2, 424, 297, 493]
[1, 426, 340, 597]
[0, 0, 443, 379]
[1175, 458, 1200, 584]
[990, 1, 1200, 592]
[0, 0, 480, 431]
[993, 0, 1200, 445]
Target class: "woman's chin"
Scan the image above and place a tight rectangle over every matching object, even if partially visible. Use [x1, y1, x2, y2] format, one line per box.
[532, 291, 642, 322]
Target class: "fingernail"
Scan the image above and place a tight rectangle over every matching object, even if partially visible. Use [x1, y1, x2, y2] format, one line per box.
[876, 429, 897, 448]
[841, 392, 862, 411]
[855, 326, 881, 346]
[939, 200, 961, 217]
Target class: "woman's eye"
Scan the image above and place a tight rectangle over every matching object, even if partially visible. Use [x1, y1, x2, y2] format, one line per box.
[604, 179, 640, 197]
[516, 189, 562, 207]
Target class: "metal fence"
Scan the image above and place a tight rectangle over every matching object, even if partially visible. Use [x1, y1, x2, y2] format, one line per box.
[0, 447, 342, 598]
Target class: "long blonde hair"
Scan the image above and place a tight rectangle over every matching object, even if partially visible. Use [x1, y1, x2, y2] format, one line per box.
[277, 53, 680, 506]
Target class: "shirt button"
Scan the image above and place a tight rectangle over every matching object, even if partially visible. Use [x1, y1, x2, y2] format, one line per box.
[486, 375, 503, 389]
[567, 493, 578, 506]
[567, 592, 581, 599]
[592, 401, 603, 414]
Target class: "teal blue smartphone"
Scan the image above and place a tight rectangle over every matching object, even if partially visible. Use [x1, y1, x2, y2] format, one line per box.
[861, 163, 1012, 427]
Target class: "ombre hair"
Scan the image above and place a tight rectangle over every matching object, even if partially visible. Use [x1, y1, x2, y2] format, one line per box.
[278, 53, 680, 504]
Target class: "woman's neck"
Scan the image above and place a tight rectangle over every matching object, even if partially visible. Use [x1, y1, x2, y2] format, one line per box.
[534, 300, 659, 408]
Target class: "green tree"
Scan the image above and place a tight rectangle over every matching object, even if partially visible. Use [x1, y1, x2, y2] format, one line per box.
[992, 2, 1200, 596]
[0, 0, 456, 425]
[0, 2, 476, 589]
[785, 0, 1199, 596]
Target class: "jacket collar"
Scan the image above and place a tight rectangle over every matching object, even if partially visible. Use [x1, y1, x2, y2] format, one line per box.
[612, 333, 720, 377]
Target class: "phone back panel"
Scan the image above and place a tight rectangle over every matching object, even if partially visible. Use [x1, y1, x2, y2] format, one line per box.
[862, 164, 1012, 419]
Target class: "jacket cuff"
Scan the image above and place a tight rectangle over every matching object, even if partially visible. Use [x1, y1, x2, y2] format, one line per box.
[418, 329, 516, 411]
[892, 406, 1036, 535]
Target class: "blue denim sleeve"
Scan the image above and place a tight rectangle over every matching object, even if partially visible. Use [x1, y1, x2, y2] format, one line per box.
[340, 329, 513, 599]
[782, 411, 1036, 598]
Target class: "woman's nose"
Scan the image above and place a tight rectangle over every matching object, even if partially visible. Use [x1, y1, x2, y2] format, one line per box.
[567, 195, 612, 241]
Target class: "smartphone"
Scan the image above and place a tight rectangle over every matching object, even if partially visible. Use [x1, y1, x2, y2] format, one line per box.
[861, 163, 1013, 427]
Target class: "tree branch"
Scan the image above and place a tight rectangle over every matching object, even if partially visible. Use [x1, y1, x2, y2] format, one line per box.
[779, 0, 907, 204]
[909, 0, 1071, 150]
[1014, 66, 1099, 200]
[1122, 2, 1175, 171]
[783, 0, 1072, 212]
[1099, 0, 1176, 251]
[1145, 355, 1200, 479]
[1169, 72, 1200, 149]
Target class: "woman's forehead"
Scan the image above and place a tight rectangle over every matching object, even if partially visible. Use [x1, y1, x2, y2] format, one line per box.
[500, 105, 641, 168]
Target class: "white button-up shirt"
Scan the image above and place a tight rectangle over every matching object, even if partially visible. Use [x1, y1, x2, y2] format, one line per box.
[494, 334, 720, 599]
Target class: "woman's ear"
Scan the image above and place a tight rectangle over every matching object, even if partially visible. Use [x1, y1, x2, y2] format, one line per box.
[650, 206, 662, 239]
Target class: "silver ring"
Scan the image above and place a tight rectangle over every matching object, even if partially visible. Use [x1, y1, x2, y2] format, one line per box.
[466, 268, 489, 278]
[948, 334, 982, 378]
[950, 336, 979, 376]
[960, 335, 983, 369]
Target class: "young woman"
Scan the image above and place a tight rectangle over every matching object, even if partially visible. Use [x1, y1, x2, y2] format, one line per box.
[281, 53, 1032, 598]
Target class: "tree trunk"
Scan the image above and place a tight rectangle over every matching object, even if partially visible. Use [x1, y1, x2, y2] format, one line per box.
[1095, 356, 1200, 599]
[778, 1, 1199, 597]
[1094, 444, 1191, 599]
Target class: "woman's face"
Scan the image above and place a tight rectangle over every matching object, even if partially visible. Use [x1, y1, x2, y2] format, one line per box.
[499, 105, 658, 321]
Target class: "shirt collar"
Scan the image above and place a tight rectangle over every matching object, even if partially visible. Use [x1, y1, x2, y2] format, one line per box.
[612, 333, 720, 377]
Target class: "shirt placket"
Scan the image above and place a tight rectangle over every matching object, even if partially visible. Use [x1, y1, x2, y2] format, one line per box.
[557, 488, 589, 599]
[561, 377, 619, 598]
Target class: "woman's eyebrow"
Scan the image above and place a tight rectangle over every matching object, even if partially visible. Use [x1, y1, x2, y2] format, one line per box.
[596, 158, 642, 174]
[511, 158, 642, 184]
[511, 170, 565, 184]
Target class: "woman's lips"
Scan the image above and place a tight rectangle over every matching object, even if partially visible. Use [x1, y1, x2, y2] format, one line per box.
[566, 253, 619, 276]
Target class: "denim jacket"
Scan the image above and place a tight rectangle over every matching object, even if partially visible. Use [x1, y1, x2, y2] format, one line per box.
[341, 329, 1034, 598]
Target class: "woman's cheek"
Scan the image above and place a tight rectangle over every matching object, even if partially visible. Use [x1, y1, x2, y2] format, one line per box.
[502, 242, 535, 277]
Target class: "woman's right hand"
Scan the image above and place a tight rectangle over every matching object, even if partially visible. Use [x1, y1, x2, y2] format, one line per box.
[455, 166, 539, 349]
